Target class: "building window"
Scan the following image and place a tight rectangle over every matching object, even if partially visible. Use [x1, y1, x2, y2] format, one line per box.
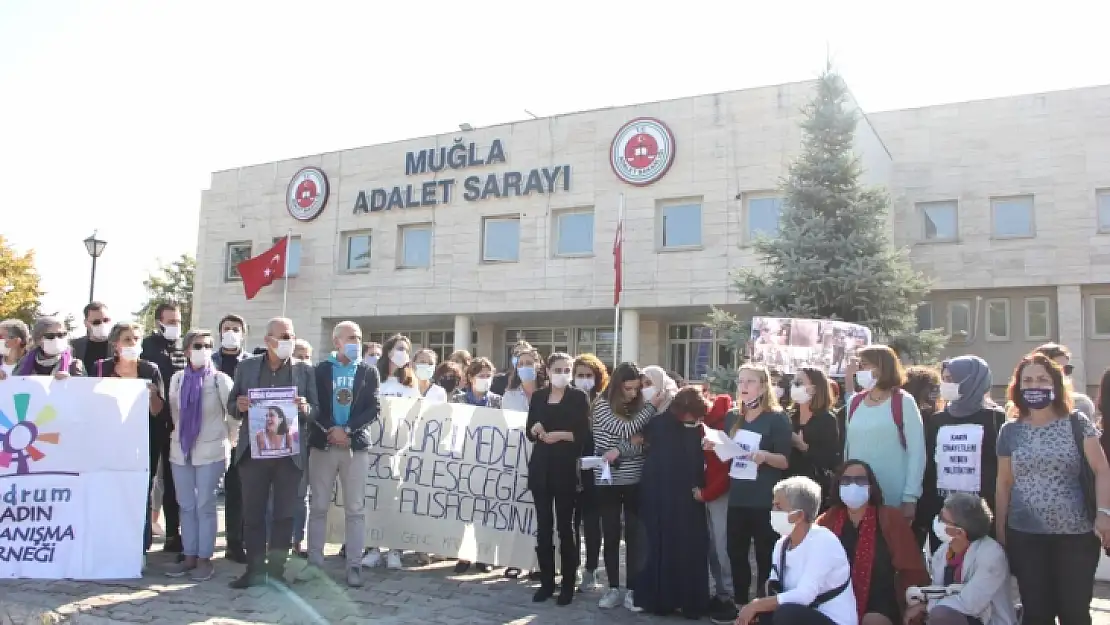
[575, 327, 619, 366]
[366, 330, 478, 362]
[1024, 297, 1051, 340]
[667, 324, 732, 382]
[554, 210, 594, 256]
[504, 329, 571, 365]
[991, 195, 1035, 238]
[272, 236, 302, 277]
[745, 194, 783, 241]
[985, 298, 1010, 341]
[918, 201, 958, 242]
[916, 303, 934, 331]
[342, 230, 372, 272]
[482, 216, 521, 263]
[225, 241, 252, 282]
[1098, 189, 1110, 233]
[659, 200, 702, 249]
[1092, 296, 1110, 338]
[399, 224, 433, 268]
[947, 300, 972, 341]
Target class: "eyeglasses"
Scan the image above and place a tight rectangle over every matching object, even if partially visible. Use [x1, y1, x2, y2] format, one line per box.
[192, 343, 214, 351]
[42, 332, 66, 340]
[838, 475, 869, 486]
[1063, 364, 1075, 375]
[89, 318, 112, 326]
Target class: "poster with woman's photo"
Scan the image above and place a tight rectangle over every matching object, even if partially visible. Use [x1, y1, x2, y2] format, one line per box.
[749, 317, 872, 376]
[248, 386, 300, 459]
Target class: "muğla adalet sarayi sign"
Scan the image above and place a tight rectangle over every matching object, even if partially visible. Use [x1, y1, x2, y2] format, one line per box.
[352, 139, 571, 213]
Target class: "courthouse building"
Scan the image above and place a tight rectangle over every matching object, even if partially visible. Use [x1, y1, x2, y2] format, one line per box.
[192, 79, 1110, 396]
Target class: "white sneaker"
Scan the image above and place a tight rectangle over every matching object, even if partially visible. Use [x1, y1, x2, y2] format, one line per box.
[361, 550, 382, 568]
[386, 550, 403, 570]
[598, 588, 623, 609]
[624, 590, 643, 613]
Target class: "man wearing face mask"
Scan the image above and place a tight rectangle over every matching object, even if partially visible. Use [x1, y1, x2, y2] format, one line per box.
[70, 301, 112, 374]
[141, 302, 188, 556]
[298, 321, 380, 587]
[226, 317, 318, 588]
[212, 314, 250, 563]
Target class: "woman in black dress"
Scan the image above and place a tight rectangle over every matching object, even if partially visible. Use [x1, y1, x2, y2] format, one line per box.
[787, 366, 841, 507]
[634, 387, 710, 618]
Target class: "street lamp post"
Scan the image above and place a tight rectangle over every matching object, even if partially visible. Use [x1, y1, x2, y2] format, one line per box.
[83, 232, 107, 304]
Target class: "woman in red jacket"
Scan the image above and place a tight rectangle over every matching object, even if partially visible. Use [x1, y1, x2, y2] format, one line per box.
[698, 393, 737, 624]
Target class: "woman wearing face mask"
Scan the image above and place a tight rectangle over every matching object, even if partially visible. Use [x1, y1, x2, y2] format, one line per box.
[375, 334, 420, 400]
[704, 363, 791, 609]
[996, 352, 1110, 625]
[413, 348, 447, 403]
[165, 329, 234, 581]
[904, 493, 1017, 625]
[526, 352, 591, 605]
[735, 476, 857, 625]
[843, 345, 926, 521]
[817, 460, 929, 625]
[15, 316, 85, 379]
[570, 353, 607, 591]
[492, 340, 533, 396]
[502, 347, 545, 412]
[448, 357, 501, 574]
[633, 387, 712, 618]
[787, 366, 841, 510]
[593, 362, 668, 611]
[917, 356, 1005, 553]
[771, 369, 793, 413]
[0, 319, 30, 379]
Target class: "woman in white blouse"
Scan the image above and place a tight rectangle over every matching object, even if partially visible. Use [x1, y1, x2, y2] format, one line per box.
[376, 334, 420, 400]
[736, 476, 857, 625]
[413, 348, 448, 403]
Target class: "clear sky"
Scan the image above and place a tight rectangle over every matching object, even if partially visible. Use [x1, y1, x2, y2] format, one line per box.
[2, 0, 1108, 332]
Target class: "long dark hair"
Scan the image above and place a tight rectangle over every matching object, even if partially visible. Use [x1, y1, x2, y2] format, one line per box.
[508, 346, 547, 390]
[1007, 352, 1073, 419]
[267, 406, 289, 436]
[793, 366, 832, 415]
[828, 460, 884, 509]
[605, 362, 643, 417]
[1098, 366, 1110, 427]
[377, 334, 414, 387]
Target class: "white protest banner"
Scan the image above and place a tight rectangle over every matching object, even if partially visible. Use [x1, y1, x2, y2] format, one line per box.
[934, 424, 985, 494]
[0, 376, 149, 579]
[327, 399, 535, 568]
[750, 317, 872, 376]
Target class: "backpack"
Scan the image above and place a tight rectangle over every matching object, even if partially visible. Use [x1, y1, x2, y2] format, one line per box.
[848, 388, 908, 450]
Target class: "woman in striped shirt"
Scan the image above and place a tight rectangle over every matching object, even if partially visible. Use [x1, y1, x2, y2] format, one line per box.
[593, 362, 669, 611]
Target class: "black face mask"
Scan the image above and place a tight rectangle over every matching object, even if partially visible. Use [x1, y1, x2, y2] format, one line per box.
[437, 373, 461, 394]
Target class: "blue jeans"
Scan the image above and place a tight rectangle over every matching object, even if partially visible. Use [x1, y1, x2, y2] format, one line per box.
[170, 459, 226, 559]
[265, 463, 308, 545]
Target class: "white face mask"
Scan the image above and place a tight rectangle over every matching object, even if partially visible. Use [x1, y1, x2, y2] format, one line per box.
[641, 387, 657, 402]
[939, 382, 961, 401]
[550, 373, 571, 389]
[161, 324, 181, 341]
[221, 331, 242, 350]
[189, 349, 212, 369]
[275, 340, 294, 360]
[42, 337, 67, 356]
[575, 377, 595, 392]
[838, 484, 870, 509]
[770, 510, 797, 536]
[90, 323, 110, 340]
[390, 349, 410, 367]
[472, 377, 491, 393]
[119, 344, 142, 361]
[414, 363, 435, 381]
[933, 516, 954, 543]
[855, 369, 876, 390]
[774, 386, 785, 399]
[790, 385, 812, 404]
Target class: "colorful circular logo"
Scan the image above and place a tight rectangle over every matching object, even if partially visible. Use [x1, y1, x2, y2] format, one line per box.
[610, 118, 676, 186]
[286, 167, 330, 222]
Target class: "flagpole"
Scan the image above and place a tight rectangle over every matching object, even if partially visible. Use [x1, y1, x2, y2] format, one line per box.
[613, 194, 624, 370]
[281, 229, 291, 317]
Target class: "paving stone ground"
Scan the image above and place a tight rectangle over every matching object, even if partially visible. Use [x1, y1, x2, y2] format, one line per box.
[2, 504, 1110, 624]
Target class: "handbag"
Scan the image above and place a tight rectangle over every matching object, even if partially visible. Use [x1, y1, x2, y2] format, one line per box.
[1068, 411, 1097, 522]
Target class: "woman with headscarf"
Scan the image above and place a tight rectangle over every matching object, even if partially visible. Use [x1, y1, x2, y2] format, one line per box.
[14, 316, 84, 378]
[917, 356, 1006, 552]
[633, 387, 712, 618]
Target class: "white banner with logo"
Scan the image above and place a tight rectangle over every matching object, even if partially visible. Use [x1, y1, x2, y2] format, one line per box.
[327, 399, 536, 568]
[0, 377, 149, 579]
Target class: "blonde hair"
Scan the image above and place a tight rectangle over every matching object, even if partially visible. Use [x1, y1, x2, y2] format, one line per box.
[731, 363, 781, 435]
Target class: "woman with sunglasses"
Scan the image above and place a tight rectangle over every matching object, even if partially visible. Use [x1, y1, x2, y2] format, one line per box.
[817, 460, 930, 625]
[1034, 343, 1096, 419]
[14, 316, 85, 379]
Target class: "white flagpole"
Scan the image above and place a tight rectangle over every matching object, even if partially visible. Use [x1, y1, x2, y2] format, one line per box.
[281, 229, 291, 318]
[613, 194, 624, 370]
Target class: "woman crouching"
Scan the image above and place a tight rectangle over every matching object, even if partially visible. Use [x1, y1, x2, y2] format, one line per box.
[736, 476, 856, 625]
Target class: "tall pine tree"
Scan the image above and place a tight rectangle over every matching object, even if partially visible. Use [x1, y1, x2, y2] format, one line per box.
[712, 71, 944, 384]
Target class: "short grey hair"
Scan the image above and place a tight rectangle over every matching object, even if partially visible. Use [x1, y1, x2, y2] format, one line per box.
[31, 316, 64, 343]
[942, 492, 993, 541]
[266, 317, 294, 337]
[0, 319, 30, 346]
[332, 321, 362, 341]
[294, 338, 312, 354]
[772, 476, 823, 523]
[182, 329, 213, 353]
[108, 322, 145, 346]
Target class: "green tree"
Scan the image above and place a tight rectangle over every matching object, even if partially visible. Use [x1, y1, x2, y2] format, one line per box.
[134, 254, 195, 333]
[0, 235, 45, 326]
[711, 70, 944, 390]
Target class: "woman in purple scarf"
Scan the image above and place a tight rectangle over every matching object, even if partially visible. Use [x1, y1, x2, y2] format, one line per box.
[14, 316, 85, 379]
[166, 329, 234, 581]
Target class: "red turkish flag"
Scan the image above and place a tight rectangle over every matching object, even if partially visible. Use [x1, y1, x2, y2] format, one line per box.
[237, 236, 288, 300]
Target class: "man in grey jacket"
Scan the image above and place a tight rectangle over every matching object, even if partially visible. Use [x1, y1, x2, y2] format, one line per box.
[226, 317, 319, 589]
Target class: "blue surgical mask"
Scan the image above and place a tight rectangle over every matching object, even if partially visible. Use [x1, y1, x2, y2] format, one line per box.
[343, 343, 361, 363]
[517, 366, 536, 382]
[366, 355, 379, 367]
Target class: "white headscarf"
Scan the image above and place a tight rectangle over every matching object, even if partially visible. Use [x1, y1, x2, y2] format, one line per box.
[641, 365, 679, 412]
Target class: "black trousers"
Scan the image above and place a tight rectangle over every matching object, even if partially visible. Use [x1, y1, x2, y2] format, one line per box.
[223, 448, 243, 547]
[574, 478, 601, 572]
[143, 418, 179, 550]
[727, 506, 777, 604]
[238, 455, 302, 573]
[1006, 528, 1100, 625]
[761, 602, 839, 625]
[598, 484, 642, 590]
